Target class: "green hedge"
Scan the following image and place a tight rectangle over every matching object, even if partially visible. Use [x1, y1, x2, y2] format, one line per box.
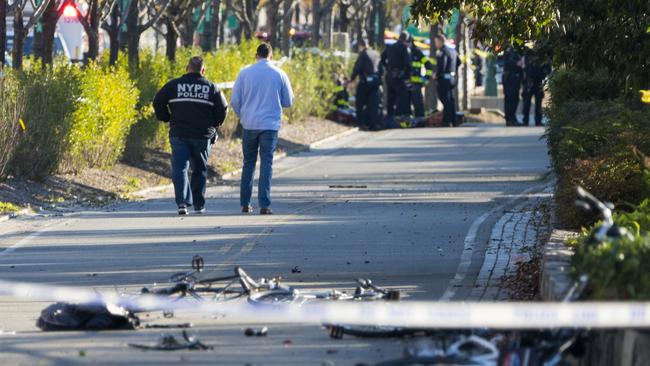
[0, 72, 24, 178]
[4, 61, 139, 180]
[569, 200, 650, 299]
[0, 45, 342, 181]
[546, 68, 650, 227]
[63, 63, 139, 172]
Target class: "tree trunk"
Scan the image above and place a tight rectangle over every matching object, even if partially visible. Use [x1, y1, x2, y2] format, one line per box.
[323, 6, 332, 48]
[33, 0, 59, 64]
[281, 0, 293, 56]
[165, 19, 177, 61]
[181, 14, 195, 47]
[209, 0, 222, 49]
[219, 1, 228, 45]
[12, 7, 25, 70]
[311, 0, 320, 46]
[85, 0, 101, 61]
[367, 3, 375, 47]
[107, 4, 120, 65]
[338, 2, 347, 32]
[0, 0, 6, 67]
[266, 0, 277, 48]
[294, 2, 299, 24]
[126, 0, 140, 69]
[425, 23, 439, 113]
[376, 0, 385, 49]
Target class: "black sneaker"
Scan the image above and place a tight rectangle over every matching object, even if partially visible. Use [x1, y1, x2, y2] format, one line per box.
[195, 207, 206, 214]
[178, 206, 188, 215]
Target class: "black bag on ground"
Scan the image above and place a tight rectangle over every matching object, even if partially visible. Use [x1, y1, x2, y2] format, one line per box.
[36, 302, 140, 331]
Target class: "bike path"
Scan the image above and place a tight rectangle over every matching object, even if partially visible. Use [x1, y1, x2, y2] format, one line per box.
[0, 125, 549, 365]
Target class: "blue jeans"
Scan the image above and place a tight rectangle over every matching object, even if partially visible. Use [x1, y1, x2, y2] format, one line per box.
[240, 129, 278, 209]
[170, 136, 212, 209]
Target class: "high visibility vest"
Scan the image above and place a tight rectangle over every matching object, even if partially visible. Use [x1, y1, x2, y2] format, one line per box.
[410, 51, 434, 85]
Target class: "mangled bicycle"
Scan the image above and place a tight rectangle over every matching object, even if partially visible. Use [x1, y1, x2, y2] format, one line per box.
[327, 186, 625, 366]
[142, 255, 400, 306]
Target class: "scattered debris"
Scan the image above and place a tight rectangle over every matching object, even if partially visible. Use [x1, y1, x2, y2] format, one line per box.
[291, 266, 302, 273]
[37, 302, 140, 331]
[328, 185, 367, 189]
[79, 350, 86, 357]
[144, 323, 192, 329]
[244, 326, 268, 337]
[129, 331, 213, 351]
[282, 339, 293, 346]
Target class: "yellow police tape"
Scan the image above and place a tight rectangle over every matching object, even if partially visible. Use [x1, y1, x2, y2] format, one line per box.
[1, 279, 650, 329]
[641, 90, 650, 104]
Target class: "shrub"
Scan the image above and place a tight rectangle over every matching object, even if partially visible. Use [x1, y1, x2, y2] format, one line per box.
[546, 69, 650, 227]
[0, 71, 24, 179]
[62, 63, 139, 172]
[121, 51, 175, 162]
[282, 50, 340, 124]
[556, 151, 650, 227]
[547, 68, 620, 108]
[569, 200, 650, 299]
[10, 64, 81, 180]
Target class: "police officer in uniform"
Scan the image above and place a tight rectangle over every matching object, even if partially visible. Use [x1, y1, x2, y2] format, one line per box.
[502, 47, 524, 126]
[153, 56, 228, 215]
[522, 53, 551, 126]
[351, 39, 382, 130]
[433, 34, 458, 127]
[381, 31, 411, 116]
[407, 35, 434, 117]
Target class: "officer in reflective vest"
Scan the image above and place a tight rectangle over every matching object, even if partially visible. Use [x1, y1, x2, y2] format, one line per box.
[407, 35, 435, 117]
[333, 78, 350, 109]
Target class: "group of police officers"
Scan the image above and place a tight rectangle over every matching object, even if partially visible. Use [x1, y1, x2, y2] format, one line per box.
[345, 31, 549, 130]
[348, 31, 458, 130]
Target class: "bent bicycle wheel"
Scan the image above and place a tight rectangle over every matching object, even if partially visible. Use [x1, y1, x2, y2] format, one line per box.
[248, 289, 298, 305]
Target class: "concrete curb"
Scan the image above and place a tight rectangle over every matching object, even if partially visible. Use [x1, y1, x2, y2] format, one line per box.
[0, 208, 32, 223]
[539, 228, 576, 301]
[539, 216, 650, 365]
[131, 126, 360, 197]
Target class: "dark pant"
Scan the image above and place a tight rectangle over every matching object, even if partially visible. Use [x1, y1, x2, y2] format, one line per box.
[386, 76, 409, 116]
[170, 136, 212, 209]
[355, 81, 381, 129]
[522, 85, 544, 125]
[503, 78, 522, 124]
[240, 129, 278, 209]
[437, 80, 456, 126]
[409, 85, 425, 117]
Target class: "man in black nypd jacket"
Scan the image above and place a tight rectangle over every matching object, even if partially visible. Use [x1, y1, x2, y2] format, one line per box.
[153, 56, 228, 215]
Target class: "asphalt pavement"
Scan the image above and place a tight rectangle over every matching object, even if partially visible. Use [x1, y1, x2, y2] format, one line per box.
[0, 124, 550, 365]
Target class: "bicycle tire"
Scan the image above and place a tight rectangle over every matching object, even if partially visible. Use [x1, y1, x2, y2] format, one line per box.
[328, 324, 426, 339]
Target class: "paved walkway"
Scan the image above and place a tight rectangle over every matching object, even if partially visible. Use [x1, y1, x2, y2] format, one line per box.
[0, 124, 549, 365]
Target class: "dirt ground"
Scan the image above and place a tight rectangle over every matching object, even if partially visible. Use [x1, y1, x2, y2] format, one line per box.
[0, 117, 354, 214]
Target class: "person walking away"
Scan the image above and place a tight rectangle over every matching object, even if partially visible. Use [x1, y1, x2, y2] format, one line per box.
[231, 43, 294, 215]
[433, 34, 458, 127]
[407, 35, 434, 117]
[502, 47, 524, 126]
[351, 39, 382, 130]
[380, 32, 411, 116]
[153, 56, 228, 215]
[522, 52, 551, 126]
